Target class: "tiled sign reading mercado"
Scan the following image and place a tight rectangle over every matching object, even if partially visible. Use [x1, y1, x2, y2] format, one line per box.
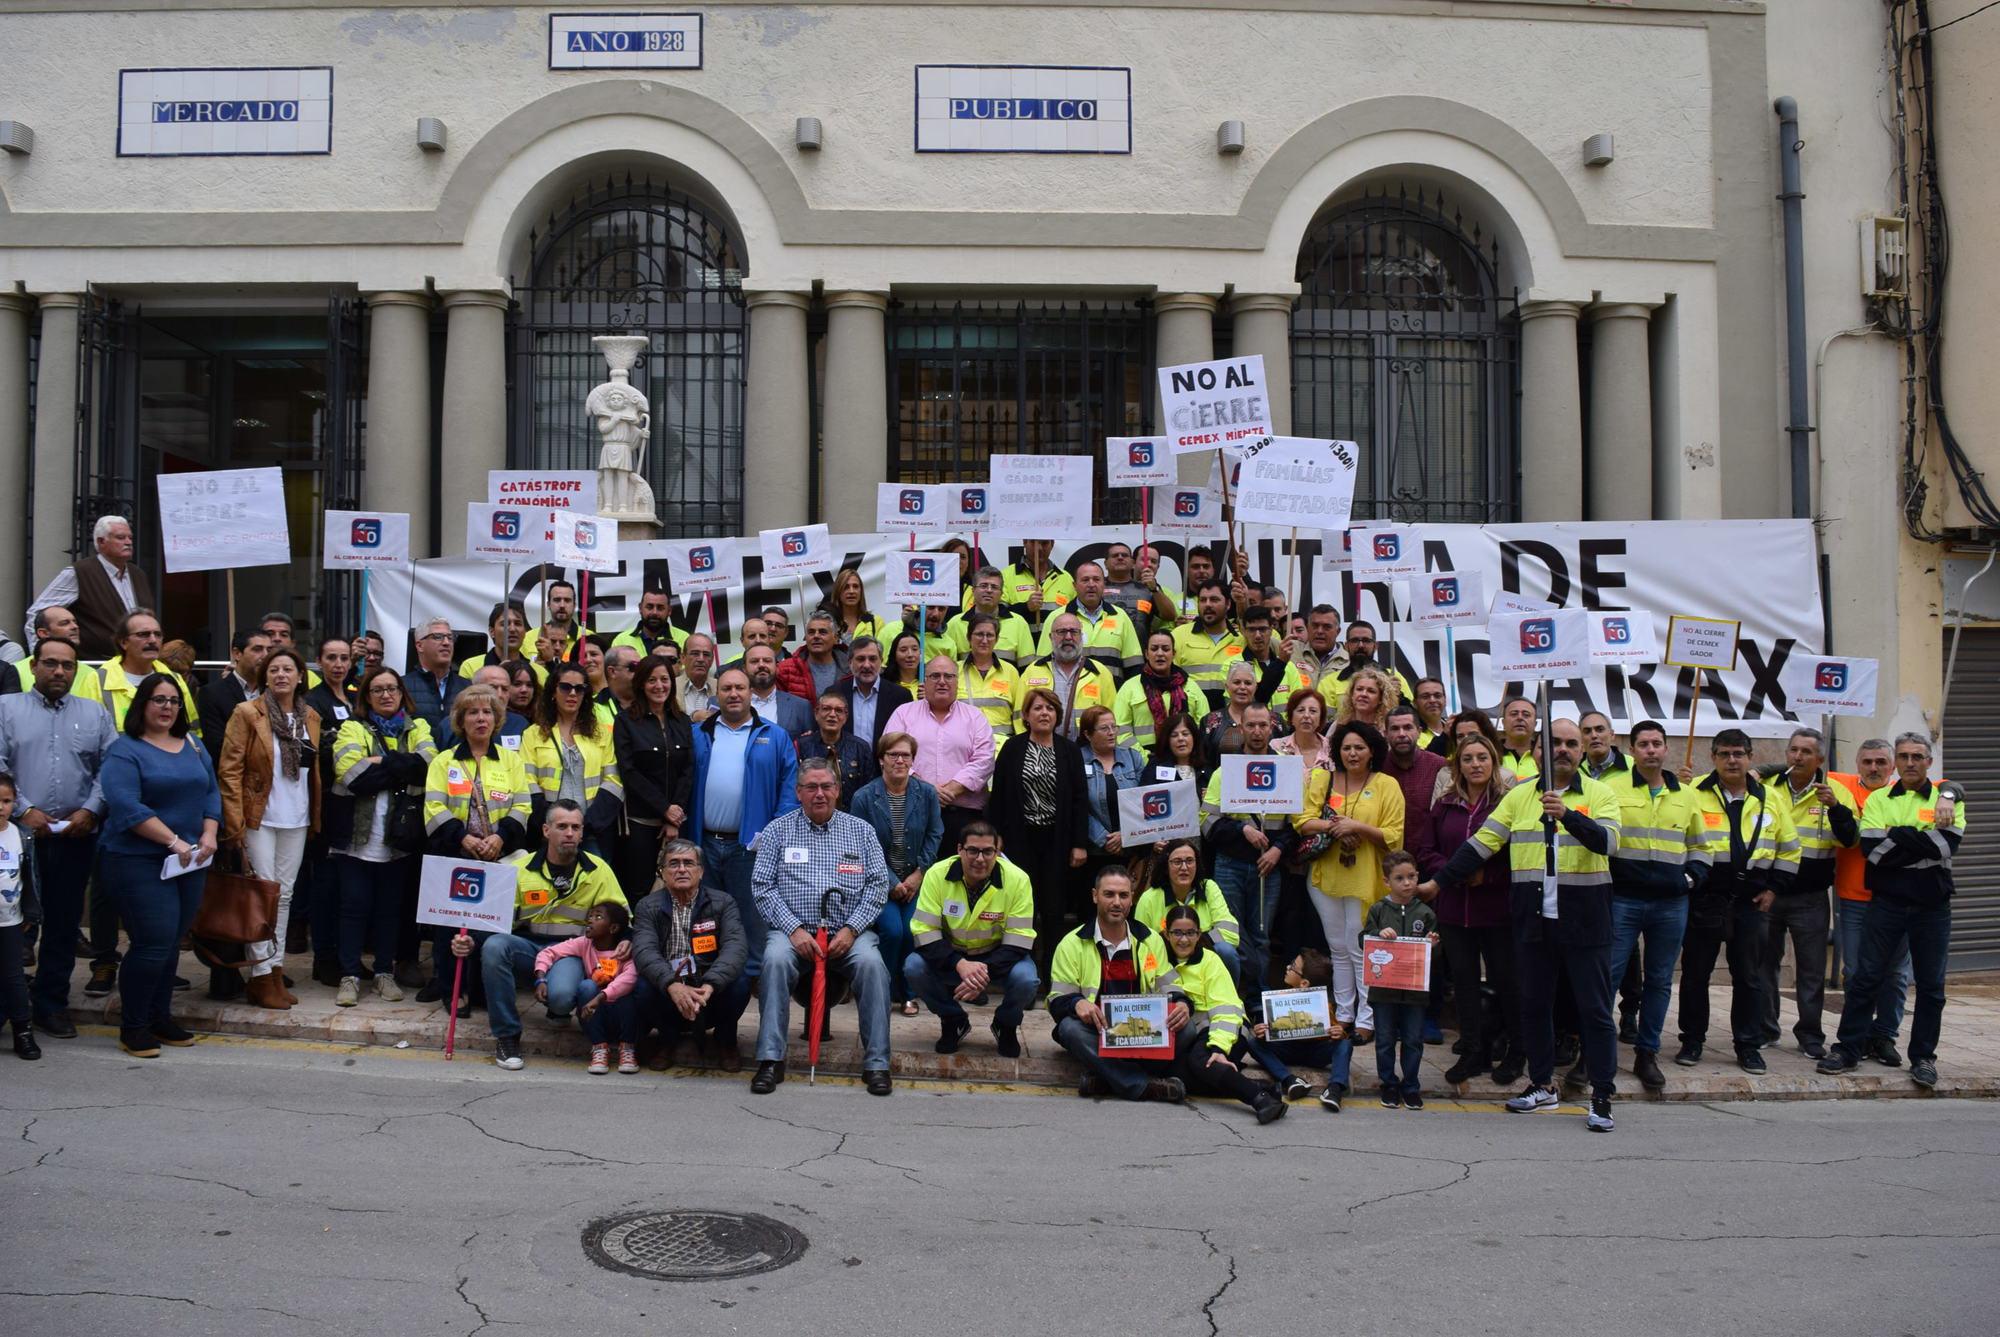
[915, 66, 1131, 153]
[118, 68, 333, 156]
[548, 13, 703, 68]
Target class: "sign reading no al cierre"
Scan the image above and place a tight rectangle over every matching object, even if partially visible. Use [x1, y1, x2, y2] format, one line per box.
[548, 13, 703, 68]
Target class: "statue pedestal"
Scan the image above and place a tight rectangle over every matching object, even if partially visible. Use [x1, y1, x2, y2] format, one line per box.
[612, 516, 660, 542]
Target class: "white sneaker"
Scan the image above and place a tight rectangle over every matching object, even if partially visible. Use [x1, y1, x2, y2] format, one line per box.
[1585, 1095, 1615, 1133]
[335, 976, 361, 1008]
[374, 973, 404, 1003]
[1505, 1084, 1561, 1113]
[493, 1036, 525, 1070]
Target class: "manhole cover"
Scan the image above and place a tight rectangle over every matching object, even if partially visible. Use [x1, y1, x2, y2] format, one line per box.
[582, 1210, 807, 1281]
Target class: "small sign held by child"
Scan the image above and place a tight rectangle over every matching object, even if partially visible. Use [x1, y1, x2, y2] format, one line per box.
[1261, 986, 1332, 1042]
[1364, 939, 1432, 993]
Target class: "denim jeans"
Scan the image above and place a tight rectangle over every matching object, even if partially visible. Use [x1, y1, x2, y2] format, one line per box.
[1242, 1031, 1352, 1090]
[1372, 998, 1426, 1095]
[101, 850, 205, 1032]
[335, 854, 410, 978]
[756, 928, 891, 1070]
[873, 896, 919, 1002]
[1836, 898, 1910, 1037]
[29, 834, 98, 1015]
[1211, 853, 1281, 990]
[1607, 894, 1689, 1054]
[903, 953, 1040, 1029]
[1053, 1015, 1175, 1099]
[633, 972, 752, 1042]
[572, 979, 638, 1044]
[480, 931, 566, 1039]
[1836, 897, 1950, 1063]
[703, 833, 761, 977]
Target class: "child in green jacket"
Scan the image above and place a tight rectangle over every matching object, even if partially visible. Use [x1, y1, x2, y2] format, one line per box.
[1361, 852, 1440, 1108]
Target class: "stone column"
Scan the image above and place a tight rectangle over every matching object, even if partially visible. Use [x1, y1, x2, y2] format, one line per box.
[820, 291, 890, 534]
[1517, 298, 1585, 522]
[363, 292, 435, 556]
[743, 291, 812, 533]
[1155, 293, 1219, 486]
[1587, 302, 1657, 521]
[437, 290, 509, 557]
[0, 294, 34, 625]
[1229, 293, 1296, 437]
[29, 294, 83, 597]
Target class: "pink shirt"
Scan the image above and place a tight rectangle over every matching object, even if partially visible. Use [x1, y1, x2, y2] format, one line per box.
[885, 699, 995, 809]
[531, 936, 636, 1001]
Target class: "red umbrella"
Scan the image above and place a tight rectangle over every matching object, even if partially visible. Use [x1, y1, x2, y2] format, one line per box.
[808, 889, 844, 1084]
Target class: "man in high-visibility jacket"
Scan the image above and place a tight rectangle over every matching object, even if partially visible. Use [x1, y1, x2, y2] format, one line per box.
[1828, 738, 1911, 1062]
[1496, 695, 1541, 786]
[1419, 717, 1623, 1132]
[1819, 731, 1965, 1089]
[1037, 561, 1140, 679]
[903, 823, 1039, 1057]
[1603, 719, 1707, 1092]
[96, 609, 199, 739]
[1236, 604, 1309, 715]
[1579, 709, 1645, 1044]
[1047, 865, 1188, 1104]
[944, 567, 1035, 666]
[527, 578, 592, 663]
[1015, 612, 1116, 740]
[992, 539, 1075, 634]
[1676, 728, 1800, 1076]
[1755, 727, 1859, 1059]
[1169, 579, 1243, 700]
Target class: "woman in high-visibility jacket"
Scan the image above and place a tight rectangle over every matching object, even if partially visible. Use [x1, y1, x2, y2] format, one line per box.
[1160, 904, 1287, 1123]
[1134, 836, 1242, 981]
[956, 612, 1023, 744]
[1114, 628, 1210, 752]
[517, 661, 624, 851]
[421, 685, 533, 1013]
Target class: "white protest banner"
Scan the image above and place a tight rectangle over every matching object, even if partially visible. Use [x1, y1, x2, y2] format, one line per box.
[1664, 615, 1742, 670]
[1218, 753, 1306, 814]
[1352, 524, 1423, 583]
[553, 511, 619, 574]
[415, 855, 519, 936]
[1588, 609, 1659, 667]
[1261, 987, 1332, 1041]
[1144, 486, 1227, 540]
[1116, 779, 1201, 844]
[1317, 527, 1356, 572]
[1106, 436, 1177, 488]
[1408, 569, 1485, 629]
[650, 536, 741, 595]
[945, 482, 993, 532]
[989, 453, 1094, 536]
[466, 502, 551, 563]
[1491, 591, 1558, 618]
[758, 523, 836, 577]
[1781, 654, 1880, 716]
[884, 551, 961, 606]
[876, 483, 948, 534]
[157, 468, 291, 572]
[488, 470, 597, 548]
[1230, 437, 1361, 530]
[1159, 354, 1272, 453]
[1488, 607, 1592, 680]
[325, 510, 410, 569]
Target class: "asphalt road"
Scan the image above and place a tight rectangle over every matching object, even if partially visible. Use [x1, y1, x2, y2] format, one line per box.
[3, 1032, 1997, 1337]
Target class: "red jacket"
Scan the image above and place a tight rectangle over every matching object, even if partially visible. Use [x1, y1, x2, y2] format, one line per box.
[775, 647, 848, 703]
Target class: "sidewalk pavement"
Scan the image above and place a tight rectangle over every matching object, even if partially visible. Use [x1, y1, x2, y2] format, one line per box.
[48, 947, 2000, 1101]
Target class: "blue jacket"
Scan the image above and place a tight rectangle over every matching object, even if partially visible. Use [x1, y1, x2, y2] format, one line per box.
[691, 712, 799, 845]
[406, 668, 465, 745]
[850, 775, 944, 878]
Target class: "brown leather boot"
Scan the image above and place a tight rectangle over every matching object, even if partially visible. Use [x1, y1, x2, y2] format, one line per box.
[244, 972, 292, 1010]
[275, 962, 299, 1006]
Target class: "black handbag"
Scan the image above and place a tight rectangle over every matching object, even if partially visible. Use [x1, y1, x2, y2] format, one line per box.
[385, 790, 428, 854]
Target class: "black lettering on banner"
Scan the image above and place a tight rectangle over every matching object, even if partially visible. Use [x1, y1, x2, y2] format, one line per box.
[1499, 540, 1570, 607]
[1548, 677, 1600, 718]
[1576, 540, 1628, 610]
[1599, 665, 1630, 722]
[1740, 639, 1796, 719]
[1672, 665, 1739, 720]
[1624, 660, 1668, 721]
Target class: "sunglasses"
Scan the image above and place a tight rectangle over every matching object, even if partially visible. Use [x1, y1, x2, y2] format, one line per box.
[555, 682, 587, 695]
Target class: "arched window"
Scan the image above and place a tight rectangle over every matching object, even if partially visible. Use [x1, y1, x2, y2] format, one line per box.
[1291, 188, 1519, 523]
[509, 173, 747, 536]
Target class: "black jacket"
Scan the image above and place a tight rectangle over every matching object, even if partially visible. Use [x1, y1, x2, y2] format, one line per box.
[832, 676, 913, 749]
[988, 731, 1091, 854]
[631, 882, 747, 995]
[197, 673, 251, 761]
[795, 728, 876, 809]
[612, 709, 695, 824]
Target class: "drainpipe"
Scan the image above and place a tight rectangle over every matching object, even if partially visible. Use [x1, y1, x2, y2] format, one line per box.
[1775, 96, 1811, 519]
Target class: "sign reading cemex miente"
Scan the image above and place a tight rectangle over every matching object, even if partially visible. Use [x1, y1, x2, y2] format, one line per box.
[916, 66, 1132, 153]
[549, 14, 702, 68]
[118, 68, 333, 157]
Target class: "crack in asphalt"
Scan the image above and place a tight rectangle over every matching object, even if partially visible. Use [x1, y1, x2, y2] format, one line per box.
[738, 1104, 944, 1191]
[0, 1290, 326, 1324]
[1196, 1228, 1238, 1337]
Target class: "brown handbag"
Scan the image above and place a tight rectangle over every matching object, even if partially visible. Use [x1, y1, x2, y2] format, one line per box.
[190, 846, 281, 967]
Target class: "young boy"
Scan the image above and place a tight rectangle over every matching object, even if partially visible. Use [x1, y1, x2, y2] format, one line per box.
[1247, 948, 1358, 1111]
[1362, 851, 1439, 1108]
[0, 773, 40, 1061]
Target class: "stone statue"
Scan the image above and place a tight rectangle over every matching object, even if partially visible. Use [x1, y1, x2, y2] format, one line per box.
[587, 334, 658, 522]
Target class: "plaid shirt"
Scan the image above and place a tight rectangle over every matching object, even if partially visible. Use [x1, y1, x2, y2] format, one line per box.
[750, 806, 894, 936]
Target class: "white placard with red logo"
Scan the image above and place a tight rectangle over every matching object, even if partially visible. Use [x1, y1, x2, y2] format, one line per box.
[758, 523, 836, 577]
[1491, 591, 1558, 618]
[1106, 436, 1177, 488]
[551, 511, 618, 574]
[465, 502, 552, 562]
[1587, 609, 1658, 666]
[942, 482, 994, 532]
[488, 471, 597, 548]
[1229, 437, 1360, 530]
[876, 482, 951, 534]
[884, 550, 961, 606]
[1143, 486, 1227, 540]
[1114, 779, 1201, 843]
[1218, 753, 1306, 814]
[1317, 527, 1357, 572]
[1408, 568, 1485, 629]
[1159, 355, 1272, 454]
[1664, 614, 1742, 670]
[1351, 524, 1423, 583]
[989, 453, 1094, 536]
[415, 855, 518, 935]
[157, 468, 292, 573]
[324, 510, 410, 569]
[633, 537, 739, 595]
[1487, 607, 1592, 680]
[1780, 654, 1880, 716]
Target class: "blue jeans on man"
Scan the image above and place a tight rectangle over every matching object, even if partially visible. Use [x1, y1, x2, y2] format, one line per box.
[1211, 853, 1281, 988]
[481, 931, 571, 1039]
[1835, 897, 1949, 1064]
[29, 834, 98, 1019]
[1052, 1016, 1177, 1099]
[1372, 998, 1426, 1096]
[755, 928, 891, 1070]
[703, 833, 761, 977]
[1607, 894, 1690, 1054]
[1836, 897, 1910, 1038]
[903, 953, 1039, 1030]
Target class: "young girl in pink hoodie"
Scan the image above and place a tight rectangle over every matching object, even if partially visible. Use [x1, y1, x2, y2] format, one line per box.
[534, 901, 639, 1074]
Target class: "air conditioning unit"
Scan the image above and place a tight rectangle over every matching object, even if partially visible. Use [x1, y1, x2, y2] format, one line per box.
[1861, 214, 1908, 298]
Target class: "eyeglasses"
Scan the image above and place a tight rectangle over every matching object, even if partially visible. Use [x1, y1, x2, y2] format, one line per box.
[146, 694, 181, 706]
[420, 632, 452, 643]
[961, 846, 998, 858]
[555, 682, 587, 695]
[1165, 928, 1201, 938]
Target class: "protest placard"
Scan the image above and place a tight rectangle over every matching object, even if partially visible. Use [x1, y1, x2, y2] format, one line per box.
[758, 523, 837, 577]
[989, 453, 1093, 536]
[1106, 437, 1177, 488]
[645, 537, 740, 594]
[488, 471, 597, 548]
[415, 855, 519, 936]
[876, 482, 949, 534]
[1588, 609, 1659, 666]
[1261, 987, 1333, 1041]
[1144, 486, 1226, 540]
[325, 510, 410, 569]
[945, 482, 993, 532]
[1664, 615, 1742, 670]
[1097, 994, 1174, 1060]
[1781, 654, 1880, 716]
[1488, 607, 1592, 680]
[157, 468, 291, 572]
[1363, 938, 1431, 992]
[1158, 355, 1272, 453]
[1218, 753, 1306, 814]
[465, 502, 551, 563]
[884, 550, 961, 606]
[1317, 527, 1356, 572]
[1116, 780, 1201, 843]
[1230, 437, 1360, 529]
[1408, 569, 1485, 628]
[1490, 591, 1558, 618]
[552, 511, 619, 574]
[1352, 524, 1423, 582]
